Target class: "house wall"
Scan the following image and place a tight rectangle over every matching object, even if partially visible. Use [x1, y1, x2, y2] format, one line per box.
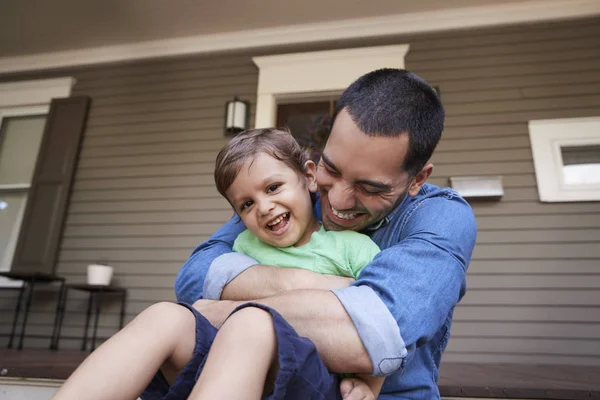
[1, 17, 599, 365]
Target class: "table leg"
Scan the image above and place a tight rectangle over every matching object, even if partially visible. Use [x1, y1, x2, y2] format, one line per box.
[82, 292, 94, 351]
[91, 291, 102, 351]
[119, 291, 127, 330]
[7, 281, 26, 349]
[18, 278, 36, 350]
[50, 281, 66, 350]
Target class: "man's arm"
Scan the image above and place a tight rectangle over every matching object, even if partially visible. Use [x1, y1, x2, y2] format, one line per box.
[174, 215, 246, 303]
[220, 266, 354, 300]
[197, 195, 477, 376]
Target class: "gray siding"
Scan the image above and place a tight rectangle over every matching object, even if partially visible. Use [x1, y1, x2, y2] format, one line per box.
[1, 17, 599, 365]
[412, 18, 600, 365]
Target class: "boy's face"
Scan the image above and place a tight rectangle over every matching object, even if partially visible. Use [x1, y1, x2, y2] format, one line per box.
[316, 108, 431, 232]
[226, 153, 319, 248]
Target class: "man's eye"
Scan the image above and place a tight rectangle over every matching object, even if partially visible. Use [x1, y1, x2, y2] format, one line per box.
[267, 183, 281, 193]
[324, 166, 339, 176]
[241, 200, 253, 210]
[361, 187, 384, 195]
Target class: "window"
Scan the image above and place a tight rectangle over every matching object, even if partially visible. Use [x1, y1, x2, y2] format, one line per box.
[0, 78, 74, 286]
[277, 99, 336, 161]
[529, 117, 600, 202]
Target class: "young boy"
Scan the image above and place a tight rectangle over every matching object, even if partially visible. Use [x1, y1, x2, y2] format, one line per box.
[53, 128, 382, 400]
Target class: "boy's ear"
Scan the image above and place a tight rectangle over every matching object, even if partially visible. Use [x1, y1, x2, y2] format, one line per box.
[304, 160, 318, 193]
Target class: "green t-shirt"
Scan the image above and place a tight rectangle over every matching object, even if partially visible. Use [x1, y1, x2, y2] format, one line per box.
[232, 225, 380, 279]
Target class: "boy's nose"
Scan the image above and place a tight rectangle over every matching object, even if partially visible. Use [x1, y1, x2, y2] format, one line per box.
[258, 199, 275, 216]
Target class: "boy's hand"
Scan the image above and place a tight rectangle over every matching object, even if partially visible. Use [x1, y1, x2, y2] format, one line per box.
[340, 377, 378, 400]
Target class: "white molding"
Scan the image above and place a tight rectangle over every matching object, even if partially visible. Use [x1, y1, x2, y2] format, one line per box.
[0, 1, 599, 74]
[0, 78, 75, 108]
[529, 116, 600, 202]
[252, 45, 409, 128]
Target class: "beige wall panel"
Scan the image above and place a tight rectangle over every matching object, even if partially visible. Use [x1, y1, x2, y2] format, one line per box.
[454, 305, 600, 323]
[467, 275, 600, 289]
[80, 135, 226, 156]
[452, 322, 600, 339]
[476, 229, 600, 244]
[442, 353, 600, 366]
[78, 152, 219, 168]
[461, 290, 598, 306]
[476, 214, 600, 229]
[76, 66, 257, 91]
[66, 210, 233, 224]
[73, 175, 215, 190]
[440, 70, 600, 92]
[88, 85, 258, 112]
[71, 186, 222, 202]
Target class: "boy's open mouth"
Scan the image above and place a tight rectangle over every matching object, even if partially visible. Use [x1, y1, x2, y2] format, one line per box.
[267, 212, 290, 233]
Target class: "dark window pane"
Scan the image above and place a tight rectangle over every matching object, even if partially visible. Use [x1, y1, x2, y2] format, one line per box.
[277, 100, 336, 161]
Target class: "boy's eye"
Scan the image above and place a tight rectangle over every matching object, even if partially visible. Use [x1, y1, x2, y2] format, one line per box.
[240, 200, 253, 210]
[266, 183, 281, 193]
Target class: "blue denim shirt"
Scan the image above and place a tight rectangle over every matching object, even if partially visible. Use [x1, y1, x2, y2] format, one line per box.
[175, 183, 477, 399]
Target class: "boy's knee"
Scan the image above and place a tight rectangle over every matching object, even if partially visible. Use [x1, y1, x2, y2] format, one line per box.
[140, 302, 194, 329]
[225, 307, 275, 337]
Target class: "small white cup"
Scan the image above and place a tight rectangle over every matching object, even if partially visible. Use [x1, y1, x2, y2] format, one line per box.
[87, 264, 114, 286]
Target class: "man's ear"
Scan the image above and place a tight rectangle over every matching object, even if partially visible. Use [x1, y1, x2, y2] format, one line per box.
[304, 160, 318, 193]
[408, 163, 433, 196]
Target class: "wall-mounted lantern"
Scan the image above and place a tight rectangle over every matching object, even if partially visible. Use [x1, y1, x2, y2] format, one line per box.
[224, 97, 249, 136]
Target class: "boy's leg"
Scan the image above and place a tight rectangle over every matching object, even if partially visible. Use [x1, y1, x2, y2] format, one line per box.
[188, 307, 278, 400]
[190, 303, 340, 400]
[53, 302, 196, 400]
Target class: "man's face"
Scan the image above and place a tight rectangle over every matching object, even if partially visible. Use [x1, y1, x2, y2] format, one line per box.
[316, 109, 417, 232]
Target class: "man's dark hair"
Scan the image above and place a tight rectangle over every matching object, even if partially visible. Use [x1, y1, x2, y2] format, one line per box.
[333, 68, 444, 177]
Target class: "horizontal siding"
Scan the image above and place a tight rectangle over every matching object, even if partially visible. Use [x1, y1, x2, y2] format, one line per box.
[404, 18, 600, 366]
[0, 51, 257, 349]
[1, 17, 599, 368]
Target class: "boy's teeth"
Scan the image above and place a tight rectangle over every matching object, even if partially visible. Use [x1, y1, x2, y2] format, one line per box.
[332, 207, 357, 220]
[268, 213, 288, 226]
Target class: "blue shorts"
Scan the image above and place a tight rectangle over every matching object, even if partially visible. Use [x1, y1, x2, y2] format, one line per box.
[141, 302, 341, 400]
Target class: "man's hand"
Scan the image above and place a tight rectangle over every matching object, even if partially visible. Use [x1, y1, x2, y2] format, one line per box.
[340, 377, 378, 400]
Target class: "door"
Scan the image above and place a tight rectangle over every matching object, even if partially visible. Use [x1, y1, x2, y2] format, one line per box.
[276, 98, 336, 162]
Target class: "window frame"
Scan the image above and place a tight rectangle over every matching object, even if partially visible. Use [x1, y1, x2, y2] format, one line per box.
[252, 45, 409, 129]
[529, 116, 600, 202]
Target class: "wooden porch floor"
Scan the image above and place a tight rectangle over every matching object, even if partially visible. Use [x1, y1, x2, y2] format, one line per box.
[1, 349, 600, 399]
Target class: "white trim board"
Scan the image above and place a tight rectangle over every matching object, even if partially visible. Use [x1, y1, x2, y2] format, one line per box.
[0, 78, 76, 108]
[1, 0, 599, 74]
[252, 45, 409, 128]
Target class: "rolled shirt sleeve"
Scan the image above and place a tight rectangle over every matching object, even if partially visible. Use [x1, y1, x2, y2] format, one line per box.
[202, 252, 259, 300]
[332, 285, 407, 376]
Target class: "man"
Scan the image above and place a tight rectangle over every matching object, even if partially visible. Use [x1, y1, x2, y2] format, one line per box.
[175, 68, 477, 399]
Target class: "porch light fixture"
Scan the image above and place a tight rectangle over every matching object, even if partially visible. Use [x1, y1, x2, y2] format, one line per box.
[224, 97, 249, 136]
[450, 176, 504, 200]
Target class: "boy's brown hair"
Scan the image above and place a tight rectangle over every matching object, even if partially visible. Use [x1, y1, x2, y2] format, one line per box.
[214, 128, 310, 201]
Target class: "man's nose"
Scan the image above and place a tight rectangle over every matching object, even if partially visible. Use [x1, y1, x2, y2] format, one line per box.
[327, 182, 356, 211]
